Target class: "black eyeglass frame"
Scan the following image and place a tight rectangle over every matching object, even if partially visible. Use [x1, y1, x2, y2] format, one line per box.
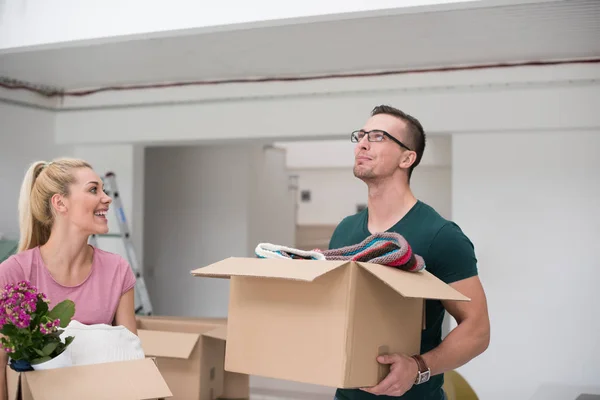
[351, 130, 412, 151]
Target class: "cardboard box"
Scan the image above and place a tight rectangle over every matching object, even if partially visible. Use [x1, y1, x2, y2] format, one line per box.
[6, 358, 172, 400]
[136, 317, 230, 400]
[137, 315, 227, 326]
[191, 257, 470, 389]
[219, 371, 250, 400]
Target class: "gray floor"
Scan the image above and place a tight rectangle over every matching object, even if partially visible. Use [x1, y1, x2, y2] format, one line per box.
[250, 389, 333, 400]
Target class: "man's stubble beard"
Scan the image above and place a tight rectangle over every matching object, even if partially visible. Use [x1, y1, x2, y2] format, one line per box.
[353, 165, 376, 180]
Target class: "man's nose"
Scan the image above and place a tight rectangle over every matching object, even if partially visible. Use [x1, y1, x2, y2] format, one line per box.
[358, 135, 370, 149]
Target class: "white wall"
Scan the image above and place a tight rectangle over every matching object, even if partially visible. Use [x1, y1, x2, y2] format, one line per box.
[247, 146, 296, 253]
[291, 166, 452, 225]
[143, 144, 295, 317]
[0, 102, 71, 239]
[54, 65, 600, 145]
[452, 132, 600, 400]
[292, 168, 366, 226]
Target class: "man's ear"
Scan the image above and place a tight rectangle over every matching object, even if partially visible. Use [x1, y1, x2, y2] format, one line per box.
[399, 151, 417, 170]
[50, 193, 68, 215]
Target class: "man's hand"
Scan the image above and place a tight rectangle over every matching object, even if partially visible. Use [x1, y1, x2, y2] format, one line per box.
[360, 354, 418, 397]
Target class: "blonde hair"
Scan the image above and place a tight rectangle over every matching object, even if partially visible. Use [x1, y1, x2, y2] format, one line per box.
[18, 157, 93, 252]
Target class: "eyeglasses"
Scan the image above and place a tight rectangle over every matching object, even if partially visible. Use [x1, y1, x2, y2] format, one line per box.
[351, 130, 412, 151]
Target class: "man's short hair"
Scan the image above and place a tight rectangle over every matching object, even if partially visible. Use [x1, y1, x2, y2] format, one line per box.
[371, 105, 426, 180]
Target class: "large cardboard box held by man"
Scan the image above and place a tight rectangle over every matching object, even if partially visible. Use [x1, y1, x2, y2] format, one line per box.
[191, 257, 470, 389]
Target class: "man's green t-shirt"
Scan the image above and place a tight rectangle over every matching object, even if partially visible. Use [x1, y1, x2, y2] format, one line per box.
[329, 200, 478, 400]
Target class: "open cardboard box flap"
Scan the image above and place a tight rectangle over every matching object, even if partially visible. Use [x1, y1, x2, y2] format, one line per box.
[11, 358, 172, 400]
[190, 257, 347, 282]
[202, 325, 227, 341]
[191, 257, 470, 301]
[138, 329, 200, 359]
[357, 262, 470, 301]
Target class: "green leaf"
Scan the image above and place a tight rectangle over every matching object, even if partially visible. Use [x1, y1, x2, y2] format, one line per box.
[33, 348, 46, 357]
[36, 299, 49, 316]
[31, 356, 51, 365]
[0, 324, 17, 336]
[48, 300, 75, 328]
[42, 342, 59, 356]
[49, 330, 62, 338]
[64, 336, 75, 347]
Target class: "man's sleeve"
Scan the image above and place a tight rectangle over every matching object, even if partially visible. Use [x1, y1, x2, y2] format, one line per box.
[427, 222, 479, 284]
[327, 218, 347, 250]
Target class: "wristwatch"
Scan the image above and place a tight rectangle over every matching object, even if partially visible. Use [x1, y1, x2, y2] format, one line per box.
[411, 355, 431, 385]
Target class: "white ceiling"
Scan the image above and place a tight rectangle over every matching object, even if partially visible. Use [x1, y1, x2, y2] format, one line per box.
[1, 0, 599, 90]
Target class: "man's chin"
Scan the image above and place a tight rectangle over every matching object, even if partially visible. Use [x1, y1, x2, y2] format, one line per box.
[353, 167, 375, 180]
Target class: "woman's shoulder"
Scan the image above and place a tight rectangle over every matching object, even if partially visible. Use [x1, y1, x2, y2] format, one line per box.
[90, 246, 136, 293]
[91, 246, 130, 268]
[0, 247, 37, 283]
[0, 246, 37, 268]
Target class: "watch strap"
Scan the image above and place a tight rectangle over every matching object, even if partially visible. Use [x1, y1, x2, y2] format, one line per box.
[411, 355, 430, 384]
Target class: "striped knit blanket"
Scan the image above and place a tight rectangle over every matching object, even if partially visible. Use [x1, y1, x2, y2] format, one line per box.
[255, 232, 425, 272]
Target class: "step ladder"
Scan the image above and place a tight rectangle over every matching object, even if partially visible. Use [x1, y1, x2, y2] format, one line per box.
[89, 172, 153, 316]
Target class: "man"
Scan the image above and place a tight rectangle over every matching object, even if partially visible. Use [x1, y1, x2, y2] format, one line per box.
[329, 105, 490, 400]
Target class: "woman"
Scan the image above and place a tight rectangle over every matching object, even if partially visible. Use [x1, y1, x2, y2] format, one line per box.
[0, 158, 137, 398]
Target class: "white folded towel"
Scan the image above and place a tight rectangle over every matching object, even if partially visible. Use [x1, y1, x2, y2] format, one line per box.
[60, 320, 145, 366]
[255, 243, 326, 260]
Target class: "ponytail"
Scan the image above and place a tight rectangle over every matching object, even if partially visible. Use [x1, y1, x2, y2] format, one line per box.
[17, 158, 92, 252]
[18, 161, 50, 252]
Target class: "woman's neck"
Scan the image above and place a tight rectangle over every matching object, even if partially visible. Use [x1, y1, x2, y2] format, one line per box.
[39, 225, 93, 280]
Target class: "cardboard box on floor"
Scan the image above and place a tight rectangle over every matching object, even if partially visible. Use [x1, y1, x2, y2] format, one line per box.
[138, 315, 227, 326]
[220, 370, 250, 400]
[136, 316, 249, 400]
[191, 257, 470, 389]
[6, 358, 172, 400]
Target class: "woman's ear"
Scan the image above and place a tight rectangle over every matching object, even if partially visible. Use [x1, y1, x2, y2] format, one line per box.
[50, 193, 68, 215]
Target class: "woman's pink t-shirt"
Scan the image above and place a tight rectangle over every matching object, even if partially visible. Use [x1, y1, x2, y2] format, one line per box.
[0, 246, 136, 325]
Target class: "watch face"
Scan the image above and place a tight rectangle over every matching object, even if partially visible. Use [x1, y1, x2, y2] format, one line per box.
[423, 371, 431, 381]
[417, 371, 431, 384]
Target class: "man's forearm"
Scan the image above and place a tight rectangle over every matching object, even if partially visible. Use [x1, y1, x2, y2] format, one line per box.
[421, 318, 490, 376]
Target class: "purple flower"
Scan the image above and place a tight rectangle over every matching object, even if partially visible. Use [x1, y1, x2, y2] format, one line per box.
[0, 281, 44, 330]
[0, 280, 75, 363]
[38, 318, 60, 335]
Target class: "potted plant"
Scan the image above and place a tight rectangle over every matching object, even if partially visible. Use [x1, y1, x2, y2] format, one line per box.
[0, 280, 76, 371]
